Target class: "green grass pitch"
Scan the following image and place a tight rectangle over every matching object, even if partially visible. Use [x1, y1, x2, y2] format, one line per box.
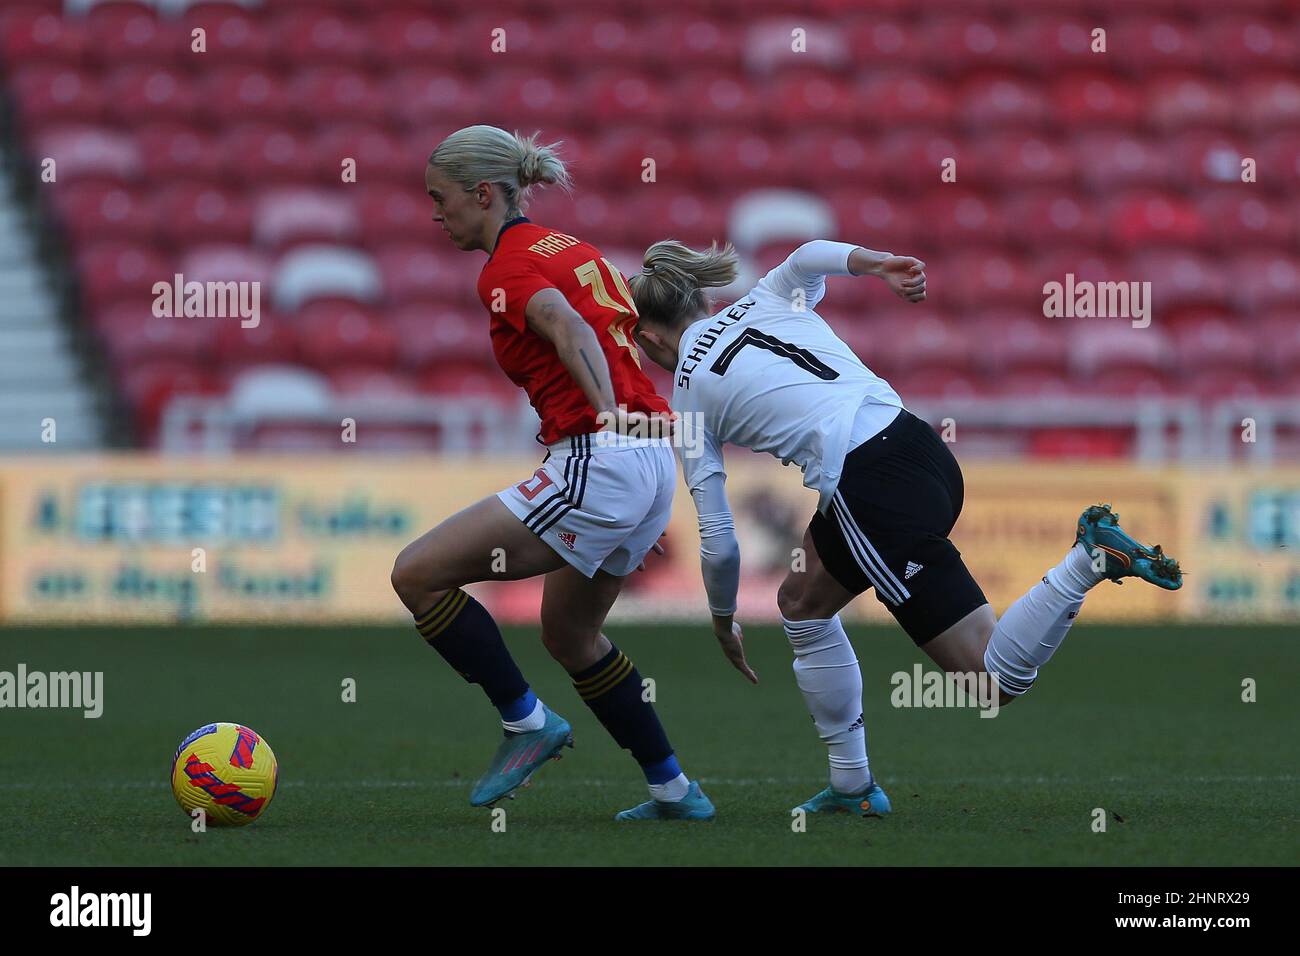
[0, 623, 1295, 866]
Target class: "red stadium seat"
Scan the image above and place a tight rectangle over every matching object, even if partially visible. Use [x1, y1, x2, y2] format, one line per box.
[686, 130, 798, 189]
[103, 65, 201, 126]
[1168, 131, 1255, 189]
[1258, 131, 1300, 189]
[384, 67, 483, 131]
[0, 9, 87, 69]
[374, 243, 473, 306]
[1133, 250, 1230, 311]
[643, 16, 746, 73]
[418, 360, 519, 402]
[1195, 190, 1295, 249]
[354, 184, 435, 247]
[852, 71, 955, 128]
[150, 184, 254, 248]
[367, 10, 455, 66]
[784, 131, 886, 190]
[974, 315, 1068, 376]
[269, 8, 370, 68]
[1004, 191, 1105, 249]
[828, 189, 920, 252]
[390, 305, 490, 371]
[213, 316, 300, 370]
[1145, 73, 1236, 131]
[1203, 16, 1297, 74]
[667, 71, 765, 129]
[967, 133, 1076, 189]
[286, 68, 390, 125]
[942, 250, 1041, 309]
[51, 182, 153, 246]
[84, 3, 183, 69]
[917, 15, 1021, 75]
[954, 73, 1050, 129]
[1232, 250, 1300, 313]
[1171, 318, 1258, 374]
[1255, 312, 1300, 375]
[199, 67, 296, 126]
[1237, 73, 1300, 133]
[100, 310, 217, 366]
[9, 65, 106, 128]
[297, 303, 399, 371]
[1105, 190, 1206, 250]
[217, 124, 321, 185]
[587, 128, 698, 191]
[1073, 132, 1172, 191]
[915, 190, 1007, 249]
[77, 242, 172, 312]
[134, 124, 226, 185]
[1013, 16, 1113, 75]
[1049, 73, 1144, 127]
[1112, 17, 1206, 75]
[181, 5, 275, 65]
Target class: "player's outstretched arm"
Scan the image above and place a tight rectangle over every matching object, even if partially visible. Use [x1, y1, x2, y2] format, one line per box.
[692, 473, 758, 684]
[846, 247, 927, 303]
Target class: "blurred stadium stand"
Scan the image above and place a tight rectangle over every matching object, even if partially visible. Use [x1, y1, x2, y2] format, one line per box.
[0, 0, 1297, 459]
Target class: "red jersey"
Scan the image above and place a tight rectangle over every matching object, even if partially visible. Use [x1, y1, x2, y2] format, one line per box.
[476, 218, 670, 444]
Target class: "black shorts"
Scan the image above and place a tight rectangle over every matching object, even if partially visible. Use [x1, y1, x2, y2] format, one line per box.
[809, 408, 988, 646]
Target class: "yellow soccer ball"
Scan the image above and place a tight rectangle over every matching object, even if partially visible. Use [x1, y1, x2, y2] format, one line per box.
[170, 723, 278, 827]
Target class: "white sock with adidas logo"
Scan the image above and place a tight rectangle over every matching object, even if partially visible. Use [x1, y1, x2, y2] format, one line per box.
[784, 615, 872, 794]
[983, 544, 1104, 696]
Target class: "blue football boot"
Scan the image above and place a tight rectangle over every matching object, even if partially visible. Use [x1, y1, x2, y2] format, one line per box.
[469, 705, 574, 807]
[795, 782, 892, 818]
[1075, 503, 1183, 590]
[614, 780, 716, 821]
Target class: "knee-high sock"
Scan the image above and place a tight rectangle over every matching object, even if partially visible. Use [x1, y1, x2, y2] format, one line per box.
[413, 589, 539, 725]
[784, 615, 872, 794]
[571, 644, 687, 799]
[983, 543, 1106, 696]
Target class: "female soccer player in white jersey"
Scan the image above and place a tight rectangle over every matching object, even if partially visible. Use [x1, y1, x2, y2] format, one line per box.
[629, 239, 1182, 817]
[390, 127, 714, 821]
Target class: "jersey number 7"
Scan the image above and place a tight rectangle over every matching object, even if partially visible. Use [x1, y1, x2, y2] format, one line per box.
[709, 328, 839, 380]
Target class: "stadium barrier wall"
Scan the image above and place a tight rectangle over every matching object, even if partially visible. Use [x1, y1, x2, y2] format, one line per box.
[0, 456, 1296, 625]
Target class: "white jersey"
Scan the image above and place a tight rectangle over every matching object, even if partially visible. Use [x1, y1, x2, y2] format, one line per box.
[673, 240, 904, 516]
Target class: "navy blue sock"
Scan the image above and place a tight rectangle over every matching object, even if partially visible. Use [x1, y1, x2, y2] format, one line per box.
[571, 644, 677, 782]
[499, 689, 538, 723]
[414, 589, 530, 718]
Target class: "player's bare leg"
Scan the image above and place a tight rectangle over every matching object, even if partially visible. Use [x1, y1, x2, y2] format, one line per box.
[777, 527, 890, 817]
[390, 494, 572, 808]
[391, 493, 566, 613]
[538, 563, 624, 672]
[539, 564, 713, 820]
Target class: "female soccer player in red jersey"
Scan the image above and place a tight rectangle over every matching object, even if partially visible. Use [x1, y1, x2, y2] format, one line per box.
[390, 125, 713, 820]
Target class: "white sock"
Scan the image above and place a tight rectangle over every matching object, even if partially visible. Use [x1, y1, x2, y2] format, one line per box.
[501, 698, 546, 733]
[784, 615, 872, 794]
[649, 772, 690, 802]
[983, 544, 1105, 696]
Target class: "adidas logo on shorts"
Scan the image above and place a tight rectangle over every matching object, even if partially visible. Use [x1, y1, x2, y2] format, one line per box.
[558, 532, 578, 551]
[904, 561, 923, 579]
